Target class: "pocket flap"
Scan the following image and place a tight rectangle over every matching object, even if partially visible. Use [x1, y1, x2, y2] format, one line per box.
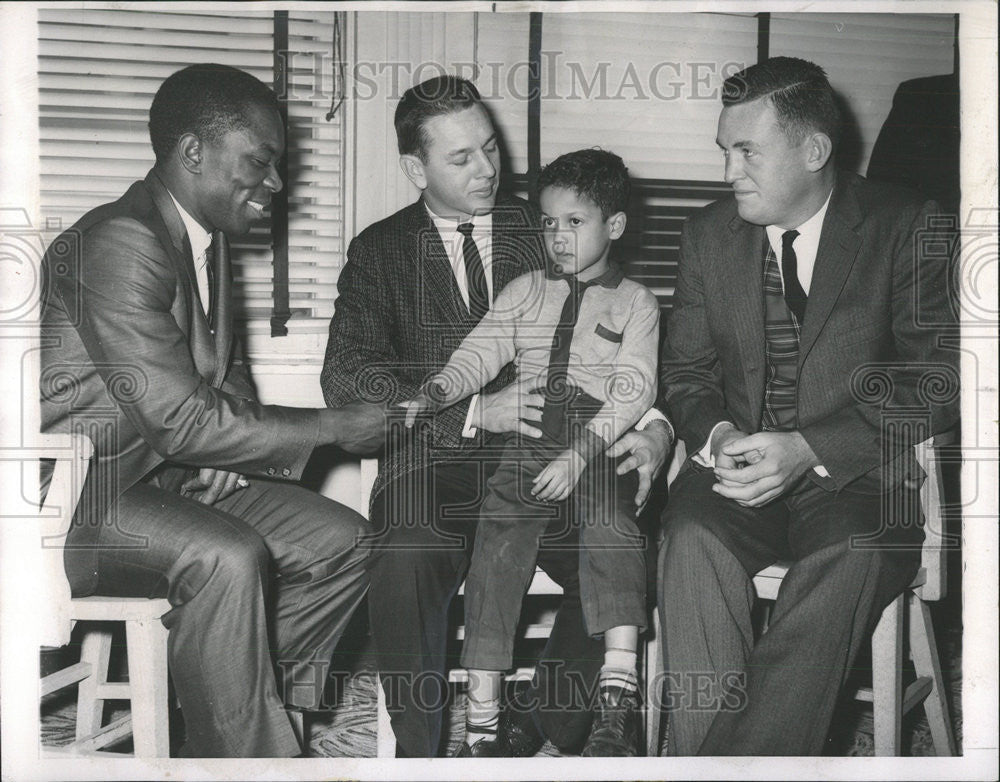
[594, 323, 623, 343]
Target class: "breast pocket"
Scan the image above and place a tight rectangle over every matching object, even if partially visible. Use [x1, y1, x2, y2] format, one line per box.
[594, 323, 623, 343]
[586, 322, 624, 367]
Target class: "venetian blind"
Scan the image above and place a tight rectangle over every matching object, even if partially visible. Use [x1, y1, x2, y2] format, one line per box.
[476, 11, 756, 308]
[37, 8, 344, 327]
[475, 12, 531, 179]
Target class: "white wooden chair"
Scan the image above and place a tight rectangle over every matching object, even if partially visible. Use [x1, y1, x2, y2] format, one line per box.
[35, 432, 171, 757]
[361, 458, 662, 757]
[645, 436, 957, 756]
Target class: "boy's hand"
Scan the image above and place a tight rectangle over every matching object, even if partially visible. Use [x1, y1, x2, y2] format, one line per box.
[532, 449, 586, 502]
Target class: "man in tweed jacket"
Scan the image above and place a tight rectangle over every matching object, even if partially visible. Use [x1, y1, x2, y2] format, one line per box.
[322, 76, 672, 757]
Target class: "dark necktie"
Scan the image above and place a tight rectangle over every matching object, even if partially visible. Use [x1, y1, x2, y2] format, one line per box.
[457, 222, 490, 321]
[541, 276, 593, 438]
[208, 230, 231, 336]
[781, 229, 807, 323]
[203, 238, 217, 328]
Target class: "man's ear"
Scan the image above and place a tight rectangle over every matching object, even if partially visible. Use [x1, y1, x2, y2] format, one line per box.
[399, 154, 428, 190]
[607, 211, 627, 240]
[804, 132, 833, 172]
[177, 133, 202, 174]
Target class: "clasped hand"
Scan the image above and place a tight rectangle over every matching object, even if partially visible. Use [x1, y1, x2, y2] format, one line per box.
[712, 429, 819, 507]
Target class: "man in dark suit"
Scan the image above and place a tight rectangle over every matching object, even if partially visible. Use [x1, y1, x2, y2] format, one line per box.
[322, 76, 673, 757]
[40, 64, 386, 757]
[658, 57, 958, 755]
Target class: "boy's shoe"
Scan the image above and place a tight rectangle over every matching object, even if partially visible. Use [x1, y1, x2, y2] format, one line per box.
[451, 732, 512, 757]
[500, 703, 545, 757]
[580, 686, 639, 757]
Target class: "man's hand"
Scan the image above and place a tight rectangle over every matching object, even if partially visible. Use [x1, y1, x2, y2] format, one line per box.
[181, 468, 247, 505]
[402, 391, 433, 428]
[320, 400, 388, 455]
[477, 378, 544, 438]
[710, 423, 756, 470]
[713, 430, 819, 507]
[607, 419, 672, 512]
[532, 449, 586, 502]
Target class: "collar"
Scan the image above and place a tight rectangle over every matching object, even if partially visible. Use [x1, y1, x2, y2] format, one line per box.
[765, 186, 834, 248]
[167, 190, 212, 261]
[545, 261, 624, 289]
[424, 202, 493, 236]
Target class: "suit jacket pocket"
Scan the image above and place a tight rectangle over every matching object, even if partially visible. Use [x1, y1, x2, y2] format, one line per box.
[594, 323, 624, 343]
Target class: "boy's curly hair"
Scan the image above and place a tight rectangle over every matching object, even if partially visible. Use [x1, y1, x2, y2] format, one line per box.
[537, 148, 630, 220]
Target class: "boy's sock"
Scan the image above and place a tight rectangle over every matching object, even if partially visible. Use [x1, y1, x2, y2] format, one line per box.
[465, 669, 502, 745]
[600, 647, 638, 696]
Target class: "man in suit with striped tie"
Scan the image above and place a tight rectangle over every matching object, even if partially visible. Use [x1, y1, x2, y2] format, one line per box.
[41, 64, 387, 757]
[657, 57, 959, 755]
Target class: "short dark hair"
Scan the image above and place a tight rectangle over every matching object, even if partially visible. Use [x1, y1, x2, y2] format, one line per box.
[149, 64, 280, 163]
[722, 56, 842, 149]
[537, 148, 630, 220]
[394, 75, 484, 160]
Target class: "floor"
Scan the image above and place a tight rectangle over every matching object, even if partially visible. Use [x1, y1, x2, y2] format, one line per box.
[40, 609, 963, 758]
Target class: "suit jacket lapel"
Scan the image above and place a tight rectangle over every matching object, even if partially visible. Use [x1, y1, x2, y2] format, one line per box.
[408, 201, 469, 326]
[798, 177, 862, 364]
[725, 213, 768, 421]
[145, 171, 201, 304]
[144, 170, 218, 381]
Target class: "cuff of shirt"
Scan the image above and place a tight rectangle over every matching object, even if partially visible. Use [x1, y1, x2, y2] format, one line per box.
[692, 421, 737, 468]
[635, 407, 675, 445]
[462, 394, 480, 438]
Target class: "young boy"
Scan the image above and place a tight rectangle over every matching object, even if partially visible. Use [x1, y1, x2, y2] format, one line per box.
[405, 149, 660, 757]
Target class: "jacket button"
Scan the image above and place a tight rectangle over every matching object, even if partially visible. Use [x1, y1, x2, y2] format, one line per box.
[282, 468, 291, 477]
[266, 467, 276, 476]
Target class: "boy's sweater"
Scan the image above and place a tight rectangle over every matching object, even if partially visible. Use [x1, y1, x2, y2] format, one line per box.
[431, 263, 660, 455]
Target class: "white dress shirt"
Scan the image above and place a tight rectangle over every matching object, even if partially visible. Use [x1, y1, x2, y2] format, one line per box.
[168, 191, 212, 315]
[696, 188, 835, 474]
[424, 206, 496, 436]
[426, 206, 495, 308]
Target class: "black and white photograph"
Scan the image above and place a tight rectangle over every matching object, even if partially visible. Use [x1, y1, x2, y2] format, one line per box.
[1, 2, 996, 780]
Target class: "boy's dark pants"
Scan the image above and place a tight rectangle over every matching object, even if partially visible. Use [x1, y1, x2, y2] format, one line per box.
[461, 433, 647, 671]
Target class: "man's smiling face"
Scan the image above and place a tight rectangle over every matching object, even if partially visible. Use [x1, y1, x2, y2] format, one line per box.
[194, 102, 284, 236]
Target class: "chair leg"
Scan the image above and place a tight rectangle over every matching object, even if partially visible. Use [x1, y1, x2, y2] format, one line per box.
[375, 674, 396, 758]
[908, 597, 956, 756]
[644, 611, 662, 756]
[76, 626, 113, 740]
[124, 617, 170, 757]
[871, 594, 905, 756]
